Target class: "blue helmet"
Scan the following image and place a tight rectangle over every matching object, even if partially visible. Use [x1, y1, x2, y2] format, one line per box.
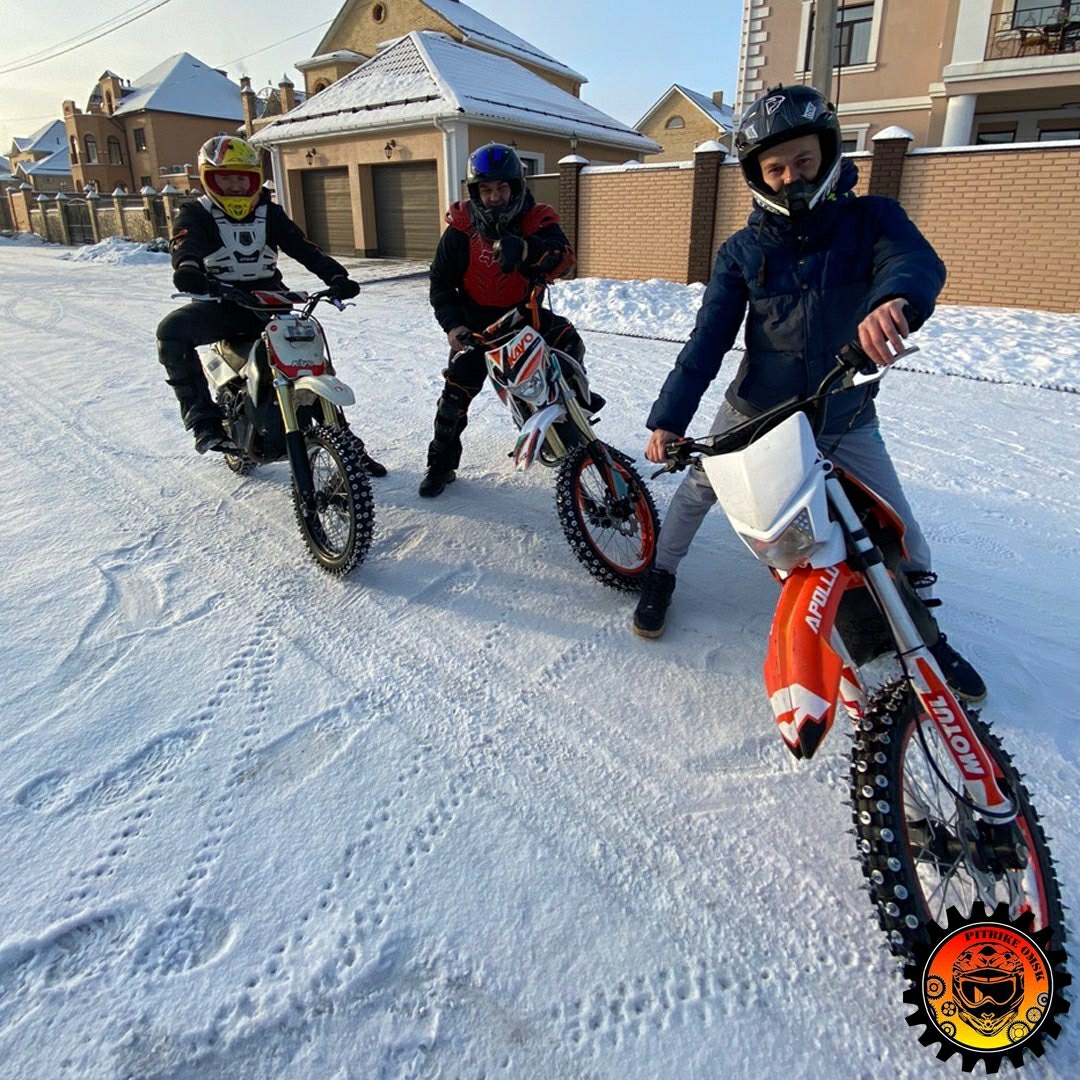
[466, 142, 527, 232]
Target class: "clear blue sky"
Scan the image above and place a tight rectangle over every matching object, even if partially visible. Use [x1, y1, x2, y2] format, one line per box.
[1, 0, 744, 154]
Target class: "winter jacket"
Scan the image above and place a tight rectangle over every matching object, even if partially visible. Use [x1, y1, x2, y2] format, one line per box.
[169, 190, 349, 293]
[647, 161, 947, 439]
[429, 192, 574, 333]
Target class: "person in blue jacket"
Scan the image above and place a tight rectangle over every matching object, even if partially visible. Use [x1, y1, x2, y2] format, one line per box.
[633, 84, 985, 702]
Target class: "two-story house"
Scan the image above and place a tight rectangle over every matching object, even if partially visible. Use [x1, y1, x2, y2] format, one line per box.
[7, 120, 71, 192]
[635, 86, 735, 161]
[63, 53, 245, 194]
[737, 0, 1080, 148]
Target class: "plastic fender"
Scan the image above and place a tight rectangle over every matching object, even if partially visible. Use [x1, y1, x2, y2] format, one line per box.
[513, 403, 565, 470]
[763, 562, 856, 759]
[292, 374, 356, 407]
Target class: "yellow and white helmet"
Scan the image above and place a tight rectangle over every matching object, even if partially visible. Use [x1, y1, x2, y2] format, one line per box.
[197, 136, 264, 220]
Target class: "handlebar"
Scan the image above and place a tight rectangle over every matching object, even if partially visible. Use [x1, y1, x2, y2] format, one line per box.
[173, 280, 349, 318]
[653, 340, 917, 477]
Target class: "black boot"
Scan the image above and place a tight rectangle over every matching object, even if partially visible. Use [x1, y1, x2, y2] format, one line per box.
[632, 567, 676, 638]
[419, 465, 456, 498]
[419, 386, 470, 497]
[160, 339, 226, 453]
[344, 429, 387, 477]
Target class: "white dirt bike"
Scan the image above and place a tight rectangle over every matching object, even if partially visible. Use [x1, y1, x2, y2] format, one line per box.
[659, 343, 1064, 961]
[465, 282, 659, 591]
[186, 283, 375, 576]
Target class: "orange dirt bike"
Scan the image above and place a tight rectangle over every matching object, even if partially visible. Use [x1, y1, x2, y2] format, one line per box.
[186, 282, 375, 576]
[658, 343, 1064, 959]
[463, 282, 659, 591]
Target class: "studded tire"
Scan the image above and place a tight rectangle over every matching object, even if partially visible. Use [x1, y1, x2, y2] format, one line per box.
[554, 443, 659, 592]
[292, 425, 374, 576]
[849, 679, 1064, 960]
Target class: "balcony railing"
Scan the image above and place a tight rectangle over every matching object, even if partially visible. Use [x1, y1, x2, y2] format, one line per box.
[986, 5, 1080, 60]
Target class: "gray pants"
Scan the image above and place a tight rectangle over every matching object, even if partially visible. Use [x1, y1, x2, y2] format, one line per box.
[653, 400, 932, 577]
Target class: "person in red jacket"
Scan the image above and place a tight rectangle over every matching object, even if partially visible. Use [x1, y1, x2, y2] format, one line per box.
[420, 142, 584, 497]
[158, 136, 384, 474]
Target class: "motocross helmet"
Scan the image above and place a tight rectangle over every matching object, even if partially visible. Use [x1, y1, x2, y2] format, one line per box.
[951, 943, 1025, 1037]
[466, 142, 527, 235]
[734, 84, 841, 218]
[198, 136, 264, 221]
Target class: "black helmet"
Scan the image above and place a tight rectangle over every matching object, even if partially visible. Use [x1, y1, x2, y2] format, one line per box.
[734, 85, 841, 217]
[466, 142, 527, 234]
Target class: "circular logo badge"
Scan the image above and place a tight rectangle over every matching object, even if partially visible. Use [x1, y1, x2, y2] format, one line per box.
[904, 903, 1069, 1071]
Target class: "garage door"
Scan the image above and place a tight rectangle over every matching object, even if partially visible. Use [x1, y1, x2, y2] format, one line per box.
[300, 168, 354, 255]
[373, 162, 440, 259]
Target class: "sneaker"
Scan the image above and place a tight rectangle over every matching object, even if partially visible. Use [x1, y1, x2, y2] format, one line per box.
[418, 466, 456, 498]
[632, 567, 676, 638]
[929, 633, 987, 703]
[192, 419, 228, 455]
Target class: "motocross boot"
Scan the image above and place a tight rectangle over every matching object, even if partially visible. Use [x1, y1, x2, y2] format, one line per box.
[160, 339, 227, 453]
[419, 385, 470, 497]
[344, 429, 387, 477]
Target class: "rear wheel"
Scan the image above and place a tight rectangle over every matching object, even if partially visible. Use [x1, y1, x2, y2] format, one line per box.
[292, 426, 374, 575]
[555, 444, 658, 591]
[850, 680, 1064, 958]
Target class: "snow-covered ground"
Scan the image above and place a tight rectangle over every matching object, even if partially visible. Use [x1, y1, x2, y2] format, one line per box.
[1, 235, 1078, 1079]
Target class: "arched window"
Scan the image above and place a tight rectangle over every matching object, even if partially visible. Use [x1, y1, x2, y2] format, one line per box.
[107, 136, 123, 165]
[665, 115, 685, 130]
[69, 135, 79, 165]
[313, 80, 329, 94]
[84, 134, 99, 164]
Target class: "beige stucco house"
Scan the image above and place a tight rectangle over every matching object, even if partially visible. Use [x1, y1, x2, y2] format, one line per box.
[737, 0, 1080, 148]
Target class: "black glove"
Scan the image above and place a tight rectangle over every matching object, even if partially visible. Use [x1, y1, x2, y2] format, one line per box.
[328, 275, 360, 300]
[493, 234, 528, 273]
[173, 264, 210, 295]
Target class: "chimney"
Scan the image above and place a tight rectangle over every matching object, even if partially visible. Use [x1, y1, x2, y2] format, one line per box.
[712, 91, 724, 108]
[240, 77, 257, 136]
[279, 74, 296, 113]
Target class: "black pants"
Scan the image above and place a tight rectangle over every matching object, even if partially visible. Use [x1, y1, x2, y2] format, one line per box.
[426, 312, 585, 470]
[156, 301, 267, 429]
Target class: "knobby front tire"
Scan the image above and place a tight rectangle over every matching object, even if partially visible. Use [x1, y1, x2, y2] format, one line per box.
[555, 443, 659, 592]
[292, 425, 374, 576]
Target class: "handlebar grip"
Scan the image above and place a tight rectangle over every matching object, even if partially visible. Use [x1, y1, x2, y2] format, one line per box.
[838, 342, 879, 376]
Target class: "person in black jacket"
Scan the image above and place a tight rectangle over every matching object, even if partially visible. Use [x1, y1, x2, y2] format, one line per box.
[157, 136, 384, 473]
[632, 85, 985, 702]
[420, 142, 586, 497]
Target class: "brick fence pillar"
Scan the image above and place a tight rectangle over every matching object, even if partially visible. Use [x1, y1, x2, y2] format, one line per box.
[557, 154, 589, 280]
[53, 192, 72, 245]
[86, 190, 102, 242]
[688, 140, 726, 284]
[868, 126, 914, 200]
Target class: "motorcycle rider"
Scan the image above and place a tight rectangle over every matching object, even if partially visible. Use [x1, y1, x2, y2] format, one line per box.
[420, 142, 589, 497]
[157, 135, 385, 474]
[634, 84, 986, 703]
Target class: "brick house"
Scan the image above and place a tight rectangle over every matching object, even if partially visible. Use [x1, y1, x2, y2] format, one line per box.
[636, 86, 735, 161]
[62, 53, 245, 194]
[737, 0, 1080, 149]
[6, 120, 72, 192]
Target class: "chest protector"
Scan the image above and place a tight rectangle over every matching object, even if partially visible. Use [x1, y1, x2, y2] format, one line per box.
[448, 202, 560, 310]
[199, 196, 278, 283]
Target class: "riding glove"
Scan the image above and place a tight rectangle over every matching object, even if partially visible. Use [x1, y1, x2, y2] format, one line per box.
[328, 276, 360, 300]
[173, 264, 211, 295]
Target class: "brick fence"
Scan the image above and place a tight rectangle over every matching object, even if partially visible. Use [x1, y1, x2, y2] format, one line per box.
[7, 138, 1080, 313]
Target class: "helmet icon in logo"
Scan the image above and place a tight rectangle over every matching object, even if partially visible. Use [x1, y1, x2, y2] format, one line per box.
[952, 943, 1025, 1037]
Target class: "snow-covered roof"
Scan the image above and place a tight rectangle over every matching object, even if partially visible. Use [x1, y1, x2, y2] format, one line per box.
[18, 145, 71, 176]
[12, 119, 67, 155]
[110, 53, 243, 121]
[253, 31, 656, 154]
[295, 50, 366, 72]
[636, 84, 735, 132]
[0, 155, 11, 181]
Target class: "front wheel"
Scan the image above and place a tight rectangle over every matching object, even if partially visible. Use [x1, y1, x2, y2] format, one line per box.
[850, 680, 1064, 959]
[291, 426, 374, 575]
[555, 443, 658, 591]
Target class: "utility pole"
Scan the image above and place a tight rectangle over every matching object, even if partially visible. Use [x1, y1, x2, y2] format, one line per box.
[809, 0, 839, 101]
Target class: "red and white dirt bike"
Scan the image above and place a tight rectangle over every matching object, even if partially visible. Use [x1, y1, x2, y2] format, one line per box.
[660, 343, 1064, 959]
[187, 283, 375, 576]
[466, 282, 659, 591]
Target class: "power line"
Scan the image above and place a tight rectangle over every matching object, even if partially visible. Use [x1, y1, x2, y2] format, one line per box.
[218, 19, 333, 71]
[0, 1, 173, 76]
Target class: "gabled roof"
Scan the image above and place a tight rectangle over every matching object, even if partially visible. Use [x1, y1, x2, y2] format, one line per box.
[0, 155, 11, 181]
[636, 84, 735, 132]
[12, 119, 67, 155]
[317, 0, 584, 85]
[253, 31, 656, 154]
[18, 145, 71, 176]
[109, 53, 243, 121]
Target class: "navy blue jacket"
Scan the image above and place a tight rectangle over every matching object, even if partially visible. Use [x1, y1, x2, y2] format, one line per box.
[647, 162, 946, 438]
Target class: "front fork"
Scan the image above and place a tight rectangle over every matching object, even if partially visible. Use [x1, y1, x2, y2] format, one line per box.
[824, 473, 1015, 822]
[557, 388, 632, 504]
[275, 377, 318, 515]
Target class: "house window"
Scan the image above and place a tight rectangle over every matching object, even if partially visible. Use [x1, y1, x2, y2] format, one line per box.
[372, 3, 386, 21]
[84, 135, 99, 164]
[134, 128, 147, 151]
[976, 128, 1016, 144]
[665, 116, 686, 129]
[107, 136, 123, 165]
[840, 136, 859, 153]
[1038, 126, 1080, 140]
[140, 175, 152, 187]
[69, 135, 79, 165]
[804, 2, 876, 69]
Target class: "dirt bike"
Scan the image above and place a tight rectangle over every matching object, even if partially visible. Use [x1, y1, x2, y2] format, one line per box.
[464, 281, 659, 591]
[184, 282, 375, 576]
[658, 343, 1064, 959]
